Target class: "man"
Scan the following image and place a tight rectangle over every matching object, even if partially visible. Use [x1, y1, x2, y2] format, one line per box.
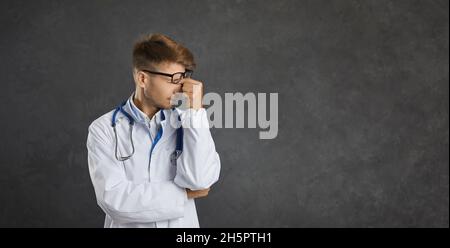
[86, 33, 221, 228]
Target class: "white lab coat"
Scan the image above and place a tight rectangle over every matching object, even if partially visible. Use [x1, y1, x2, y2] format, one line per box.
[86, 93, 221, 228]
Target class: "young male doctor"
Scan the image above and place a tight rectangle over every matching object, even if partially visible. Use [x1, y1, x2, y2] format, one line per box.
[86, 34, 221, 228]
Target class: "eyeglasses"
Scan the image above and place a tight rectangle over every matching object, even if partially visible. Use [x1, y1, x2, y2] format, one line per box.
[141, 69, 194, 84]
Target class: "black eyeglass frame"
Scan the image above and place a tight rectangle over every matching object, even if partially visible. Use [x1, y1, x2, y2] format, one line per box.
[141, 69, 194, 84]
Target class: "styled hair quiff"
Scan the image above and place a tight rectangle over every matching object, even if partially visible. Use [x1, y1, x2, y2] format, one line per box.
[132, 33, 196, 71]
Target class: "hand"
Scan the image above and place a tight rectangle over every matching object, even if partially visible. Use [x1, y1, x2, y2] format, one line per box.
[186, 188, 210, 199]
[181, 78, 203, 110]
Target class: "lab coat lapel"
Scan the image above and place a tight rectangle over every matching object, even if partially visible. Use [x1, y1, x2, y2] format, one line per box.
[159, 109, 177, 143]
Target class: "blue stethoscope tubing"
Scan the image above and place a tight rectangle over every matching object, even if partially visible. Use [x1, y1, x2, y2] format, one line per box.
[111, 101, 183, 162]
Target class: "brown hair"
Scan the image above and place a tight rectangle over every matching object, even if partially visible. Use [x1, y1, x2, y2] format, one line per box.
[132, 33, 196, 71]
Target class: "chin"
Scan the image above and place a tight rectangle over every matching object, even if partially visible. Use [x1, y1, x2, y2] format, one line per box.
[159, 101, 172, 109]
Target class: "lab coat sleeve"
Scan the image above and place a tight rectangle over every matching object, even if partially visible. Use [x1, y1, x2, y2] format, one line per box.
[86, 121, 188, 224]
[173, 108, 221, 190]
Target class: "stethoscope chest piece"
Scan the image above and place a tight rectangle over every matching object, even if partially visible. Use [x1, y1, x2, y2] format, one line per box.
[170, 150, 182, 166]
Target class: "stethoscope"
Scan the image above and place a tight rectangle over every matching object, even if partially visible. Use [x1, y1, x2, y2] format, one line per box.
[111, 101, 183, 164]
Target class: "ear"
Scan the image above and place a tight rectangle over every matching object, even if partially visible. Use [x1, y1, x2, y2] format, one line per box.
[134, 70, 147, 88]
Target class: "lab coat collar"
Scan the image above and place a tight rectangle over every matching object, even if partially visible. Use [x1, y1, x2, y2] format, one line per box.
[125, 92, 159, 125]
[123, 92, 178, 139]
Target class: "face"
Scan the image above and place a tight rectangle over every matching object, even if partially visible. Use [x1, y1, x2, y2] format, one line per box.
[134, 62, 185, 109]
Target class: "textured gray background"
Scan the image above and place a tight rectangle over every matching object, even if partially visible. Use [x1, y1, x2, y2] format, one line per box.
[0, 0, 448, 227]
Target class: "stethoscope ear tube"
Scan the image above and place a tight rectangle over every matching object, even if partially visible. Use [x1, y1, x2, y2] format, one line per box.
[113, 122, 135, 161]
[112, 101, 136, 161]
